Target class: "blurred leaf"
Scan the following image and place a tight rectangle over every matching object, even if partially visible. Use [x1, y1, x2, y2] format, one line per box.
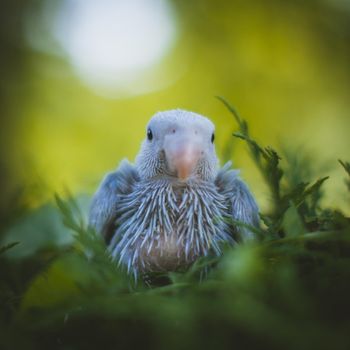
[339, 159, 350, 192]
[282, 202, 307, 237]
[0, 241, 19, 255]
[1, 204, 72, 258]
[339, 159, 350, 177]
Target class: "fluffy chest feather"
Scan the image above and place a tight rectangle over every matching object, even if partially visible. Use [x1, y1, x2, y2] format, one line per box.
[108, 179, 233, 275]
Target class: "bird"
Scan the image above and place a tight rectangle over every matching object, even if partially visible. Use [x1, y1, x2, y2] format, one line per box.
[89, 109, 259, 278]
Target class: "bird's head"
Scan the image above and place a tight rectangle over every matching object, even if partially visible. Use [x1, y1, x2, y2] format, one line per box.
[136, 110, 218, 182]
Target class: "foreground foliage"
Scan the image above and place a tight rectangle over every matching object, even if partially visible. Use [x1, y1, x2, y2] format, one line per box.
[0, 100, 349, 350]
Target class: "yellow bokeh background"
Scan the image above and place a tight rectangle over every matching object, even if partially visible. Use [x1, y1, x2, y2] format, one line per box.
[7, 0, 350, 212]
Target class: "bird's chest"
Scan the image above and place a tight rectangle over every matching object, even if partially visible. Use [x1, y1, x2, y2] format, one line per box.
[138, 230, 189, 272]
[112, 182, 229, 273]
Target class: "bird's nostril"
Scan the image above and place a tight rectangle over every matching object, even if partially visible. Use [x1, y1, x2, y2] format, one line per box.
[201, 151, 204, 156]
[172, 129, 176, 133]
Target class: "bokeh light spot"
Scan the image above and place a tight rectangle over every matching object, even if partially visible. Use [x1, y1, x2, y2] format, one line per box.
[52, 0, 177, 96]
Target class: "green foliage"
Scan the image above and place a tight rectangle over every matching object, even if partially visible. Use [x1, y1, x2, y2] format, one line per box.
[218, 97, 349, 239]
[54, 193, 132, 292]
[217, 96, 283, 217]
[0, 101, 350, 350]
[339, 159, 350, 192]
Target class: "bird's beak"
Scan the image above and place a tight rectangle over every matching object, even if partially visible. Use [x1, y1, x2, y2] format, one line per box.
[165, 137, 201, 180]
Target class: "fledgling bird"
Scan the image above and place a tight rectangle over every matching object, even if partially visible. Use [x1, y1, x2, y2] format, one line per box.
[89, 110, 259, 277]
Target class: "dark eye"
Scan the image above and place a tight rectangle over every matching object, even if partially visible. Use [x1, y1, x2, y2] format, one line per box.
[147, 129, 153, 141]
[211, 133, 215, 143]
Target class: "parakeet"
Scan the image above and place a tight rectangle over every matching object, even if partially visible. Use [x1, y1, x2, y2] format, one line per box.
[89, 110, 259, 277]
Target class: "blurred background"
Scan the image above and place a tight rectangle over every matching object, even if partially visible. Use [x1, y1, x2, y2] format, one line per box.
[1, 0, 350, 233]
[1, 2, 350, 348]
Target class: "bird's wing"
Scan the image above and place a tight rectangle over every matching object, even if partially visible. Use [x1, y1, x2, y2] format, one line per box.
[89, 159, 140, 242]
[215, 162, 259, 241]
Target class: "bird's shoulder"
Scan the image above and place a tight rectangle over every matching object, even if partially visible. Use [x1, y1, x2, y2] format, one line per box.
[215, 161, 259, 236]
[101, 159, 140, 195]
[89, 159, 140, 242]
[214, 161, 241, 193]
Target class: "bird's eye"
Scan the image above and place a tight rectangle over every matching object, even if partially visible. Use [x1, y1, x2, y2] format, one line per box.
[147, 129, 153, 141]
[211, 133, 215, 143]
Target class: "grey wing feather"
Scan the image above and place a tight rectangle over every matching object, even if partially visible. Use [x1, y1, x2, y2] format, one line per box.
[215, 161, 259, 241]
[89, 159, 139, 242]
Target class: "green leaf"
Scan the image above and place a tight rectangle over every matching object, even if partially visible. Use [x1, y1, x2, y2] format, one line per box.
[216, 96, 248, 133]
[339, 159, 350, 177]
[219, 97, 283, 216]
[0, 241, 19, 255]
[339, 159, 350, 192]
[282, 202, 307, 237]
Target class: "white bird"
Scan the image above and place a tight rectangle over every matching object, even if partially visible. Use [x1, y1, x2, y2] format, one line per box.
[89, 110, 259, 277]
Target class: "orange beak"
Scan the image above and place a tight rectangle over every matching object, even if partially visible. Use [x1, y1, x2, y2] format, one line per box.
[165, 138, 201, 180]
